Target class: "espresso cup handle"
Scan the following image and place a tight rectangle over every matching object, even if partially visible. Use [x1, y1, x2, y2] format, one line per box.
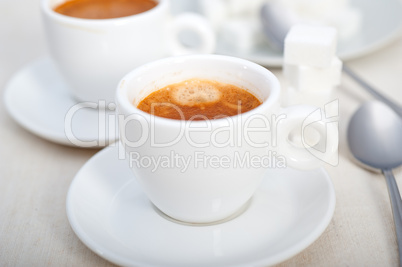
[276, 105, 339, 170]
[168, 12, 215, 55]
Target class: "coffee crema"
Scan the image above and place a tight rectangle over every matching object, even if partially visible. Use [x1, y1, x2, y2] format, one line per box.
[54, 0, 158, 19]
[137, 79, 262, 120]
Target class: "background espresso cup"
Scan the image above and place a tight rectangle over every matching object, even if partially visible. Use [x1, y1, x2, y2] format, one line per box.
[116, 55, 338, 224]
[41, 0, 215, 104]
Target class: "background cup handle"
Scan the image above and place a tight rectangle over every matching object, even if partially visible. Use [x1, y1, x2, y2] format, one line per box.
[276, 105, 339, 170]
[168, 12, 216, 55]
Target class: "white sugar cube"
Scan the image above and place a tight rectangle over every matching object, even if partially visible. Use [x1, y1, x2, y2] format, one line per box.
[226, 0, 250, 16]
[283, 0, 349, 18]
[284, 25, 338, 68]
[226, 0, 266, 17]
[281, 86, 335, 109]
[283, 57, 342, 91]
[199, 0, 229, 30]
[219, 17, 264, 53]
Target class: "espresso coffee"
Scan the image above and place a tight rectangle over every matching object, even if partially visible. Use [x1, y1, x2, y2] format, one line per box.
[54, 0, 158, 19]
[137, 79, 262, 120]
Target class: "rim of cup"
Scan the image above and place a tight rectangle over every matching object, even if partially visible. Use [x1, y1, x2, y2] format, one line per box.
[116, 54, 281, 126]
[41, 0, 167, 25]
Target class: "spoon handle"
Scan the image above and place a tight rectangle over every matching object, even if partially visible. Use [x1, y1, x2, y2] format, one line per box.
[383, 168, 402, 267]
[343, 65, 402, 118]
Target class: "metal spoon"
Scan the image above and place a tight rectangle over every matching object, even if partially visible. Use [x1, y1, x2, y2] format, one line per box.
[348, 101, 402, 266]
[260, 3, 402, 118]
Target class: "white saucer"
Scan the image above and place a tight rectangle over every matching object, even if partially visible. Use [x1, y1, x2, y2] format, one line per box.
[216, 0, 402, 66]
[4, 57, 118, 148]
[67, 145, 336, 267]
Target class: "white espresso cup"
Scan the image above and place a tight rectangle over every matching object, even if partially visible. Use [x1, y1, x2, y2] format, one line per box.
[116, 55, 338, 223]
[41, 0, 215, 104]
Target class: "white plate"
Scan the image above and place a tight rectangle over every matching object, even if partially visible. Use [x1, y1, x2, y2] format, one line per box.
[216, 0, 402, 66]
[4, 57, 118, 148]
[67, 145, 336, 267]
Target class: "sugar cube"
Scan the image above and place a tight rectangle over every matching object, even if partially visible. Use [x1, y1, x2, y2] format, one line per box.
[281, 86, 334, 108]
[219, 17, 264, 53]
[226, 0, 266, 17]
[283, 57, 343, 91]
[198, 0, 229, 30]
[282, 0, 349, 18]
[284, 25, 337, 68]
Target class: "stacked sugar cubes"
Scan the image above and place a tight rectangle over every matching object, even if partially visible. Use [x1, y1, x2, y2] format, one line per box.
[198, 0, 266, 53]
[282, 24, 342, 108]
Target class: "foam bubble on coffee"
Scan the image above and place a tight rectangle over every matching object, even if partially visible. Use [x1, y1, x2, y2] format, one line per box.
[171, 79, 221, 106]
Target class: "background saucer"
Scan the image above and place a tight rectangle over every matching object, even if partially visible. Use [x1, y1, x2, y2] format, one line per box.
[4, 57, 118, 148]
[215, 0, 402, 66]
[67, 145, 336, 267]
